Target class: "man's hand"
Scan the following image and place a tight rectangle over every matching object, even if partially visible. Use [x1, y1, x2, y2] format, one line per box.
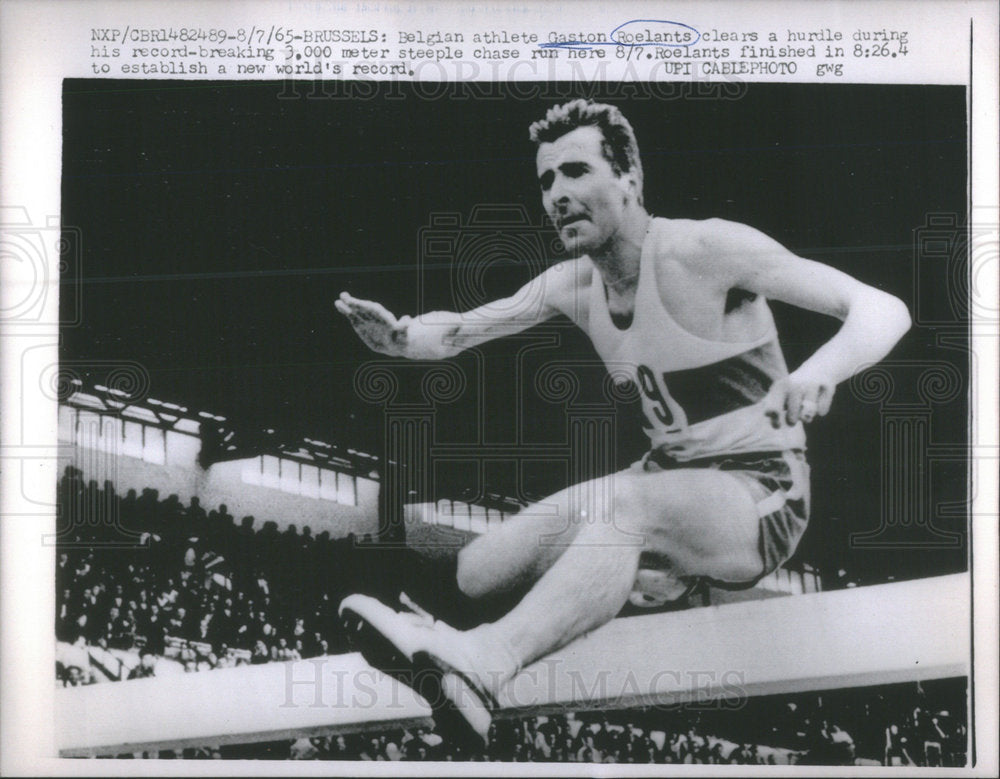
[762, 370, 836, 428]
[335, 292, 410, 356]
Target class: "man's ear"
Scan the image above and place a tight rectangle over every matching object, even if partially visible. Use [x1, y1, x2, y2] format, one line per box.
[618, 170, 640, 203]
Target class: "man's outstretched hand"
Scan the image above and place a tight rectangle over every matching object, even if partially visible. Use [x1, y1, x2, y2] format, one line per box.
[335, 292, 411, 356]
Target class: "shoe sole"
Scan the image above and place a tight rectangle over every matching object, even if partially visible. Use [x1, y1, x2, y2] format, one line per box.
[340, 608, 461, 738]
[341, 607, 488, 748]
[340, 607, 417, 689]
[412, 650, 492, 748]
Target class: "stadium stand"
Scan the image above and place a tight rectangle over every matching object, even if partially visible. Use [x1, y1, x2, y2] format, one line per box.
[55, 465, 434, 685]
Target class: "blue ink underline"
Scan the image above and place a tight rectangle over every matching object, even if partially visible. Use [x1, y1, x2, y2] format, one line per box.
[540, 19, 701, 50]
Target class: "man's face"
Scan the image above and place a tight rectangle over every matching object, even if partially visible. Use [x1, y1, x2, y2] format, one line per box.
[536, 125, 636, 255]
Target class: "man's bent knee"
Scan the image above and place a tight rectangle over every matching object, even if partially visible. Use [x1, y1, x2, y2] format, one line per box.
[455, 540, 520, 599]
[576, 476, 654, 545]
[456, 544, 489, 598]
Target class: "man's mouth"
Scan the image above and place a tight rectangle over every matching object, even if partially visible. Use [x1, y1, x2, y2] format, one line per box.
[558, 214, 588, 230]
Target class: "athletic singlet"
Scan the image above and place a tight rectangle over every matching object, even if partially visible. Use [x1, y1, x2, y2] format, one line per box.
[586, 218, 806, 461]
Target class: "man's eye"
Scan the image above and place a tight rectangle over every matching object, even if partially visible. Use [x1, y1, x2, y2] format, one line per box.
[539, 171, 554, 191]
[563, 163, 587, 178]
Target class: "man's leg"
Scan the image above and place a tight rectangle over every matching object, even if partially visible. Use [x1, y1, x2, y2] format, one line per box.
[454, 482, 598, 599]
[460, 466, 765, 688]
[341, 465, 767, 742]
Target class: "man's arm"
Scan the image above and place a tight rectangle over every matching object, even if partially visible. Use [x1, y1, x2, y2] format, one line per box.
[335, 259, 586, 360]
[699, 219, 911, 426]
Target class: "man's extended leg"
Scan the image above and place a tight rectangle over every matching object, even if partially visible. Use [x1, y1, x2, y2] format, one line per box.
[342, 465, 769, 743]
[453, 481, 598, 599]
[460, 466, 766, 685]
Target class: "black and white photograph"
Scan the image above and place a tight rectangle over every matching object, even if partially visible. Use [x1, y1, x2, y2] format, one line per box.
[1, 1, 997, 775]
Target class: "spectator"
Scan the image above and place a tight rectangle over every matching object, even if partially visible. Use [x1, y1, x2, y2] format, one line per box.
[736, 742, 755, 764]
[828, 724, 856, 765]
[884, 724, 916, 766]
[128, 651, 157, 680]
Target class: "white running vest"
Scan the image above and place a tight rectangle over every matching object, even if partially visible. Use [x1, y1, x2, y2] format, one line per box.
[586, 218, 806, 460]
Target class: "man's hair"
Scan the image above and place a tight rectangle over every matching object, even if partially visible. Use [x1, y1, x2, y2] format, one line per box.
[529, 99, 644, 202]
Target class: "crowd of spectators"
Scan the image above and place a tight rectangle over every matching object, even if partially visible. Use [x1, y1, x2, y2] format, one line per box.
[286, 714, 784, 763]
[56, 466, 433, 685]
[113, 683, 967, 767]
[98, 714, 793, 763]
[877, 697, 967, 768]
[740, 679, 968, 767]
[296, 684, 963, 767]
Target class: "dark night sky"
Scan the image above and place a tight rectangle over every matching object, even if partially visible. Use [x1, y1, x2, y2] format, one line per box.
[61, 80, 969, 580]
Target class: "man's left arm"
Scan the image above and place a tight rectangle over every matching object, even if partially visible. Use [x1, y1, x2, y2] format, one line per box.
[701, 219, 911, 426]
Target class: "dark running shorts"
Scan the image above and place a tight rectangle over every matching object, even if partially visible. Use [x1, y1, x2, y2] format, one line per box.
[643, 448, 811, 584]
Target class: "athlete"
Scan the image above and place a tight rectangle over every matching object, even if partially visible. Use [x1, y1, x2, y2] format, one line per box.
[335, 99, 911, 742]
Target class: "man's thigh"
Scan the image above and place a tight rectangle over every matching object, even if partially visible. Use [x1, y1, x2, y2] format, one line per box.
[461, 465, 765, 584]
[456, 467, 666, 590]
[622, 467, 765, 583]
[456, 494, 586, 593]
[456, 466, 676, 575]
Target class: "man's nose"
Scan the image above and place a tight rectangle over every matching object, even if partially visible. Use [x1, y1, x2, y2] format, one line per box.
[548, 179, 570, 210]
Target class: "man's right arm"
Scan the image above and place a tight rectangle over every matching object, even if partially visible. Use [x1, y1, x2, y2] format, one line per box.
[336, 259, 587, 360]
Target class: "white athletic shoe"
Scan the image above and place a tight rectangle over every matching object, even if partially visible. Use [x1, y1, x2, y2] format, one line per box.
[339, 593, 497, 745]
[409, 623, 500, 745]
[339, 592, 435, 665]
